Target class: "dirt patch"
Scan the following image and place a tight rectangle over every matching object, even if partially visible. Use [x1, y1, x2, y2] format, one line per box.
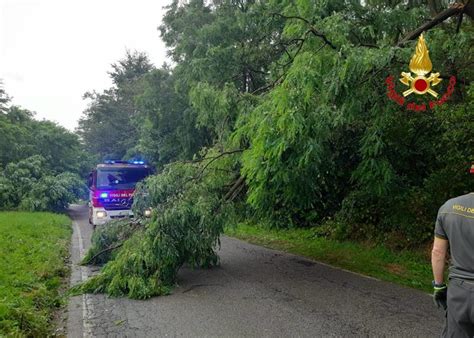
[385, 263, 406, 276]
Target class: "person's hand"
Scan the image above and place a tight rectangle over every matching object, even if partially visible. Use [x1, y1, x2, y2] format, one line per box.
[433, 282, 447, 310]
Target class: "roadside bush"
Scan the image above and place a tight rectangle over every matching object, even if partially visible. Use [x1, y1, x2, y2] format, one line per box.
[20, 172, 86, 212]
[312, 219, 351, 242]
[0, 176, 15, 209]
[0, 156, 86, 212]
[332, 96, 474, 248]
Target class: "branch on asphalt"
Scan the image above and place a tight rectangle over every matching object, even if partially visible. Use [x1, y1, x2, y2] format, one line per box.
[82, 243, 123, 265]
[82, 220, 143, 265]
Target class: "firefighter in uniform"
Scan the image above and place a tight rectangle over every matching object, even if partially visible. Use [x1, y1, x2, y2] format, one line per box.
[432, 163, 474, 337]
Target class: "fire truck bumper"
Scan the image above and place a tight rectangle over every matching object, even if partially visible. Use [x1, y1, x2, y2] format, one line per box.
[91, 207, 134, 226]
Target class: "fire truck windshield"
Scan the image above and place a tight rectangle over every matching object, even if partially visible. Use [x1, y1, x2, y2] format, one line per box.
[97, 168, 149, 189]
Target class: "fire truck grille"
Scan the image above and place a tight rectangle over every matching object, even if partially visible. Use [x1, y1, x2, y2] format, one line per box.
[102, 198, 133, 210]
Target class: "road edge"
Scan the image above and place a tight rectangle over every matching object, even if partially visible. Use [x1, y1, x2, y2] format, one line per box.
[224, 234, 435, 297]
[67, 206, 93, 338]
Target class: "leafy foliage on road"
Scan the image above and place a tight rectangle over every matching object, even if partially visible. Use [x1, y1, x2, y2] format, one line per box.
[78, 0, 473, 298]
[78, 150, 238, 298]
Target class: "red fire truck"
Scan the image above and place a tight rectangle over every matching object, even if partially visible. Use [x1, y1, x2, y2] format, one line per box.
[88, 160, 152, 226]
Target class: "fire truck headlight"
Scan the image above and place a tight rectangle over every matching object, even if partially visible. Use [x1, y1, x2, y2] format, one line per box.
[100, 192, 108, 198]
[96, 211, 107, 218]
[144, 209, 152, 217]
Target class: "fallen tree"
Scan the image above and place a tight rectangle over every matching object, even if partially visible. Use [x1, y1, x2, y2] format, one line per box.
[75, 149, 241, 299]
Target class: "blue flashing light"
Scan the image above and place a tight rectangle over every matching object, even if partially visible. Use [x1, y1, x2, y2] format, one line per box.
[100, 192, 108, 198]
[104, 160, 129, 164]
[104, 159, 146, 165]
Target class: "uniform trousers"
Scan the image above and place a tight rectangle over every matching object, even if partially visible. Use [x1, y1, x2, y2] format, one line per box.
[443, 278, 474, 338]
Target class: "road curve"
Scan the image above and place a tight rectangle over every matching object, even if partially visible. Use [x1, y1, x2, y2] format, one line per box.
[67, 204, 443, 337]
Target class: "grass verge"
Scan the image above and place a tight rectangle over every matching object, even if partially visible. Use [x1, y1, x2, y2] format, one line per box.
[0, 211, 71, 336]
[225, 223, 433, 293]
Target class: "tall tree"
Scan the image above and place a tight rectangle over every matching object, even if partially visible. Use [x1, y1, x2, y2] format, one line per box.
[0, 81, 9, 114]
[134, 68, 210, 166]
[0, 104, 90, 175]
[77, 51, 154, 160]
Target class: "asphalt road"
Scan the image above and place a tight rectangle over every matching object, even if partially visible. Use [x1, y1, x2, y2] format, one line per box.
[67, 204, 444, 337]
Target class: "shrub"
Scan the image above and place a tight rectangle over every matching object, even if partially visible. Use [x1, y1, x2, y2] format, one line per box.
[0, 156, 86, 212]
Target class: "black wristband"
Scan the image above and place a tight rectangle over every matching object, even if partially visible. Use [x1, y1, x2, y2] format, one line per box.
[432, 280, 446, 288]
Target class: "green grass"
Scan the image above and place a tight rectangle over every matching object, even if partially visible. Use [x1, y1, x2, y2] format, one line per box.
[225, 223, 433, 293]
[0, 212, 71, 337]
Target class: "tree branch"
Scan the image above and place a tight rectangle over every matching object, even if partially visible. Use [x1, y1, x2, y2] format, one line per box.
[463, 0, 474, 19]
[83, 243, 123, 265]
[275, 39, 306, 69]
[397, 2, 468, 46]
[271, 12, 338, 50]
[305, 28, 337, 50]
[456, 12, 464, 33]
[251, 73, 286, 95]
[223, 176, 246, 201]
[181, 149, 246, 186]
[196, 149, 244, 178]
[82, 220, 144, 265]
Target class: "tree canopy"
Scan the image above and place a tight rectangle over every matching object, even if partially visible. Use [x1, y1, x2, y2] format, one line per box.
[77, 0, 473, 298]
[0, 87, 90, 211]
[77, 51, 154, 160]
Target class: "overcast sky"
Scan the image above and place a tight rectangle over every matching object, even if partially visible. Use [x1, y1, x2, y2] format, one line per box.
[0, 0, 171, 130]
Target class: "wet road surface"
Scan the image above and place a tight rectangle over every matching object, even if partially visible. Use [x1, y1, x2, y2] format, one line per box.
[67, 204, 443, 337]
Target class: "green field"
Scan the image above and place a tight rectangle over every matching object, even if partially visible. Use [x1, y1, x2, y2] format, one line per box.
[0, 212, 71, 336]
[226, 223, 434, 293]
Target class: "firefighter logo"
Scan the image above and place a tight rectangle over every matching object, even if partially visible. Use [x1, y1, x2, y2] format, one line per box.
[386, 33, 455, 112]
[400, 34, 441, 98]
